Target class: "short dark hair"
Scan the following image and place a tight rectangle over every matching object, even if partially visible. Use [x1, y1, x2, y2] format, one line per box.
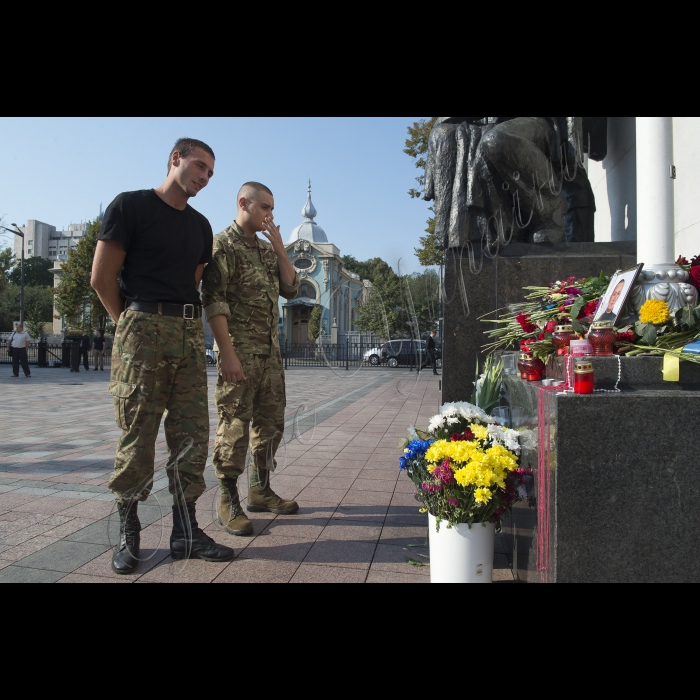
[168, 138, 215, 173]
[238, 181, 273, 201]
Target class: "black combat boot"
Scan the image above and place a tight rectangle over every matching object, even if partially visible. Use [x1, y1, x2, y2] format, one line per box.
[111, 502, 141, 575]
[170, 502, 235, 562]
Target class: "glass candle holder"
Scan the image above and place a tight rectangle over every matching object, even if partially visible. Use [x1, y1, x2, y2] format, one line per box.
[574, 360, 595, 394]
[522, 356, 546, 382]
[552, 325, 576, 356]
[588, 321, 617, 356]
[518, 353, 531, 380]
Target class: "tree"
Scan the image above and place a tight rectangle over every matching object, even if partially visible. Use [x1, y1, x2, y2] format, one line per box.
[308, 306, 322, 342]
[9, 256, 54, 287]
[54, 219, 110, 332]
[404, 117, 437, 199]
[0, 286, 53, 334]
[0, 248, 14, 294]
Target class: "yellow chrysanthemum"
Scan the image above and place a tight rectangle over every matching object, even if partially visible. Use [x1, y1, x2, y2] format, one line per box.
[474, 488, 493, 504]
[470, 424, 489, 441]
[640, 299, 671, 325]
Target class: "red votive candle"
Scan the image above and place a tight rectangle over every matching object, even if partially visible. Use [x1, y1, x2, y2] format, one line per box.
[552, 325, 576, 356]
[574, 360, 595, 394]
[588, 321, 617, 356]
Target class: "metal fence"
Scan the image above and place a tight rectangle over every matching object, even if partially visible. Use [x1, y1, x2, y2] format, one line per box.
[0, 342, 113, 369]
[282, 341, 423, 370]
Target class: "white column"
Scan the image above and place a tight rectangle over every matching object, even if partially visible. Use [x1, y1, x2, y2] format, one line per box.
[636, 117, 675, 265]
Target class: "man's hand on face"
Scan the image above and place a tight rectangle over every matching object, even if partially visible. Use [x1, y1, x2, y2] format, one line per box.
[220, 350, 246, 384]
[261, 216, 284, 255]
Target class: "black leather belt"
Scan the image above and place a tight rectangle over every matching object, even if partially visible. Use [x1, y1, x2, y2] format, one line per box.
[126, 302, 202, 320]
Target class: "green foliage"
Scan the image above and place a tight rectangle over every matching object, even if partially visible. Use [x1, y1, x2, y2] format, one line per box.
[54, 219, 109, 332]
[404, 117, 437, 199]
[470, 355, 504, 415]
[414, 218, 444, 268]
[345, 255, 440, 339]
[9, 256, 54, 287]
[308, 306, 322, 341]
[0, 286, 53, 334]
[0, 248, 14, 293]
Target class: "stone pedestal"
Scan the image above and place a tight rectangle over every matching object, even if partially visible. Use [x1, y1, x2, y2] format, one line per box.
[442, 242, 637, 403]
[503, 360, 700, 583]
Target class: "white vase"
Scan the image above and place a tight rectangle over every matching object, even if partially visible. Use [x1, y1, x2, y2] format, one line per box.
[428, 514, 495, 584]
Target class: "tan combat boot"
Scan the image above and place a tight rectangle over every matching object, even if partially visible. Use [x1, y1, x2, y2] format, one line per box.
[218, 478, 254, 536]
[247, 468, 299, 515]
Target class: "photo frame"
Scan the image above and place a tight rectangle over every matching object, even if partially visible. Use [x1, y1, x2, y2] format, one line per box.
[593, 264, 644, 325]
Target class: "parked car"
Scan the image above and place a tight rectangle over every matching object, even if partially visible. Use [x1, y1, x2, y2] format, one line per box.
[206, 344, 217, 366]
[380, 339, 442, 369]
[363, 347, 384, 366]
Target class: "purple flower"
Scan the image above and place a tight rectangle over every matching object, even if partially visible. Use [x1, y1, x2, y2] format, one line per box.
[421, 482, 442, 494]
[447, 498, 460, 508]
[433, 461, 455, 486]
[566, 287, 582, 296]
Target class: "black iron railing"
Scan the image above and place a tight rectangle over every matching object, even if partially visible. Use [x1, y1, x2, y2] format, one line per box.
[283, 341, 421, 370]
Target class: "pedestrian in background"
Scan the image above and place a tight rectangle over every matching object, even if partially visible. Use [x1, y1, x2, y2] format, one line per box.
[93, 330, 106, 371]
[419, 330, 439, 376]
[91, 136, 233, 575]
[80, 334, 90, 371]
[10, 324, 31, 378]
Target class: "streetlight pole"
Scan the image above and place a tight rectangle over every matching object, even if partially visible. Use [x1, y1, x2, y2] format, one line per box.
[1, 225, 24, 324]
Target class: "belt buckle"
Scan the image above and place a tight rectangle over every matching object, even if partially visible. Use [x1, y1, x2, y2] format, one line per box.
[183, 304, 195, 320]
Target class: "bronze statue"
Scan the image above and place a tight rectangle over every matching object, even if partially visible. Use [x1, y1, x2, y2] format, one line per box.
[424, 117, 608, 249]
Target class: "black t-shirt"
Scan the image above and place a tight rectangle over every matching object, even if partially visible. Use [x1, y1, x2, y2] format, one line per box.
[426, 336, 436, 352]
[93, 336, 105, 351]
[99, 190, 213, 305]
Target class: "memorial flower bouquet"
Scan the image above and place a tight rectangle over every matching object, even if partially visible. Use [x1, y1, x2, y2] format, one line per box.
[481, 273, 611, 361]
[400, 403, 529, 532]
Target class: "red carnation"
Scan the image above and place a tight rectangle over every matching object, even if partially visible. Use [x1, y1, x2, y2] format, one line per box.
[690, 266, 700, 291]
[617, 332, 636, 344]
[578, 300, 600, 320]
[544, 321, 558, 334]
[516, 313, 538, 334]
[691, 255, 700, 267]
[677, 256, 690, 266]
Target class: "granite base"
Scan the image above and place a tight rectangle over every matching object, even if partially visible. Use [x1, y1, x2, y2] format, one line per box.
[503, 376, 700, 583]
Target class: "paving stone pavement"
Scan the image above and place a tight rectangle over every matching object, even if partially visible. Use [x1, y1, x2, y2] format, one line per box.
[0, 365, 515, 584]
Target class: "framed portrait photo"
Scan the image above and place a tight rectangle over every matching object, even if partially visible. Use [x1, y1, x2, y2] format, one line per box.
[594, 264, 644, 325]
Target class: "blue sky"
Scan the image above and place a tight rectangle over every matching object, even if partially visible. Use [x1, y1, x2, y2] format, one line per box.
[0, 117, 432, 275]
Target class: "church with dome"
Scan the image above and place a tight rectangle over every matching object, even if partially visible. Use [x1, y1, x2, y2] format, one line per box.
[279, 182, 373, 346]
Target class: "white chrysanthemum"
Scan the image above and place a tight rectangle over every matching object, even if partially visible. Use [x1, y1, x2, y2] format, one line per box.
[428, 414, 446, 432]
[446, 416, 460, 426]
[503, 429, 521, 455]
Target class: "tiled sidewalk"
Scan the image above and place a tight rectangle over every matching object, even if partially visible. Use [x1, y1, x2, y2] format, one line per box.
[0, 366, 514, 583]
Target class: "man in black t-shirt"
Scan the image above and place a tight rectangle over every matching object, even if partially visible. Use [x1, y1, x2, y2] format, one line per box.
[92, 330, 106, 371]
[91, 137, 233, 575]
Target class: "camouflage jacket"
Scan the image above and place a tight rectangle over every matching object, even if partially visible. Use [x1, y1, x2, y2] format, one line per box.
[202, 221, 300, 356]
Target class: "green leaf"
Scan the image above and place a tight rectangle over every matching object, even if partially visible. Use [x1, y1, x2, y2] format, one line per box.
[572, 319, 585, 334]
[641, 324, 658, 345]
[635, 321, 649, 336]
[569, 297, 586, 321]
[681, 307, 696, 328]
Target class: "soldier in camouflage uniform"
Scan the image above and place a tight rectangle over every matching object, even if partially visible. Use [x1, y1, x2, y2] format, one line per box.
[91, 138, 234, 574]
[202, 182, 301, 536]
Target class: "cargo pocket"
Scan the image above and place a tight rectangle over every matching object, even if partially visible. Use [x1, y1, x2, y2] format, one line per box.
[109, 381, 138, 431]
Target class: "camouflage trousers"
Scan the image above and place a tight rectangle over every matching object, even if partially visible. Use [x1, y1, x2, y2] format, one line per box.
[108, 310, 209, 505]
[213, 353, 286, 481]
